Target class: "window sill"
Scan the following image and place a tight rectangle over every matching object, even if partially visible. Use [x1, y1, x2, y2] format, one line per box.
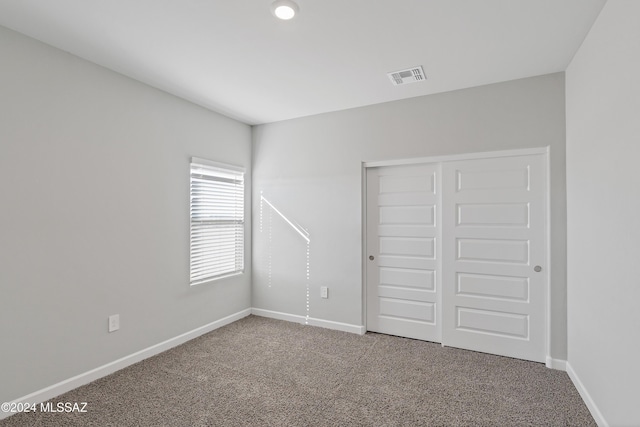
[190, 271, 244, 287]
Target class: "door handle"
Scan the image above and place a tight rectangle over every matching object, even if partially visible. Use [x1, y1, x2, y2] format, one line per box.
[369, 255, 375, 261]
[534, 265, 542, 272]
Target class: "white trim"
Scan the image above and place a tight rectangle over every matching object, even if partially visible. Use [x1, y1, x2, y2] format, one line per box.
[189, 159, 245, 285]
[545, 150, 552, 367]
[361, 164, 368, 330]
[251, 308, 365, 335]
[190, 270, 244, 287]
[190, 157, 245, 173]
[363, 146, 549, 168]
[1, 307, 596, 425]
[545, 357, 567, 371]
[566, 362, 609, 427]
[436, 162, 444, 342]
[0, 309, 251, 421]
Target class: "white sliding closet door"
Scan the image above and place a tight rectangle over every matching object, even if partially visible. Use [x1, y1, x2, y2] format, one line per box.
[365, 151, 548, 363]
[366, 164, 441, 342]
[441, 154, 546, 363]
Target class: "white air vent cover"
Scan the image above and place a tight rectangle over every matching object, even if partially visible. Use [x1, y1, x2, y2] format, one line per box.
[387, 66, 426, 86]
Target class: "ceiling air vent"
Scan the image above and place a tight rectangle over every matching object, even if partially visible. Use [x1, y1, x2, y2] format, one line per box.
[387, 66, 426, 86]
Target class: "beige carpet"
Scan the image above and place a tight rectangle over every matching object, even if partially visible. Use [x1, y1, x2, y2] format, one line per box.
[1, 315, 595, 426]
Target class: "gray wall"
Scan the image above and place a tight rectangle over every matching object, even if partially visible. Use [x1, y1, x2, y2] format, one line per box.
[566, 1, 640, 425]
[252, 73, 568, 359]
[0, 26, 252, 402]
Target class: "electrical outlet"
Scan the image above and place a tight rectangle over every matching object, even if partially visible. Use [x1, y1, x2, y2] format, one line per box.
[108, 314, 120, 333]
[321, 286, 328, 299]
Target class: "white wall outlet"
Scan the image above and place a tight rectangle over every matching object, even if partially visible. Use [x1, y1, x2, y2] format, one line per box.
[320, 286, 328, 299]
[108, 314, 120, 333]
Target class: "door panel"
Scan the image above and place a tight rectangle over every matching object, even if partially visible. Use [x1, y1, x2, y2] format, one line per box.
[456, 307, 529, 338]
[456, 238, 530, 264]
[456, 272, 529, 301]
[366, 164, 441, 342]
[441, 154, 546, 363]
[380, 267, 435, 290]
[457, 203, 529, 227]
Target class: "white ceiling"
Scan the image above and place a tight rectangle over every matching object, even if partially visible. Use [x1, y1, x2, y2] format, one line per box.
[0, 0, 606, 125]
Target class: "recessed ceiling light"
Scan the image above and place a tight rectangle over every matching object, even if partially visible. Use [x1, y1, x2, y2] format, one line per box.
[271, 0, 299, 20]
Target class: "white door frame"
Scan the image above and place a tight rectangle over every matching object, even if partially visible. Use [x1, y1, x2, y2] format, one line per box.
[362, 146, 551, 362]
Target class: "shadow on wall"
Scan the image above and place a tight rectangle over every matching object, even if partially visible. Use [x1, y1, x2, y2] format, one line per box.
[259, 191, 311, 322]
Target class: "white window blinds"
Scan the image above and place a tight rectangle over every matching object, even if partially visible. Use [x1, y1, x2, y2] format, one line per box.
[190, 158, 244, 285]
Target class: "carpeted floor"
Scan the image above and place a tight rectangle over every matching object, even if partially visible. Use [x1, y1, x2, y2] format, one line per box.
[1, 315, 595, 426]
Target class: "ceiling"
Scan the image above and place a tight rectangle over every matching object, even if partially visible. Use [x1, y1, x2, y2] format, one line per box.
[0, 0, 606, 125]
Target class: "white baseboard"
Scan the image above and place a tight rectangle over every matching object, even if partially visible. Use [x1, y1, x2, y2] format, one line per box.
[0, 308, 251, 421]
[545, 356, 567, 371]
[251, 308, 365, 335]
[566, 361, 608, 427]
[2, 309, 609, 427]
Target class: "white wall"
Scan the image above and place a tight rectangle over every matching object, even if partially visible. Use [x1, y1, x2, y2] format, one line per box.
[0, 26, 252, 403]
[566, 1, 640, 425]
[252, 73, 568, 359]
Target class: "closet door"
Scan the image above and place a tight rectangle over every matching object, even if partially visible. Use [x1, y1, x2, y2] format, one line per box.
[366, 164, 441, 342]
[441, 154, 547, 362]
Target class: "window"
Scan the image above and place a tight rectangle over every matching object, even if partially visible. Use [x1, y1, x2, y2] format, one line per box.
[189, 158, 244, 285]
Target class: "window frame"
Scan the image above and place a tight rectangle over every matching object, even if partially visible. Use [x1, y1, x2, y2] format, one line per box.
[189, 157, 245, 286]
